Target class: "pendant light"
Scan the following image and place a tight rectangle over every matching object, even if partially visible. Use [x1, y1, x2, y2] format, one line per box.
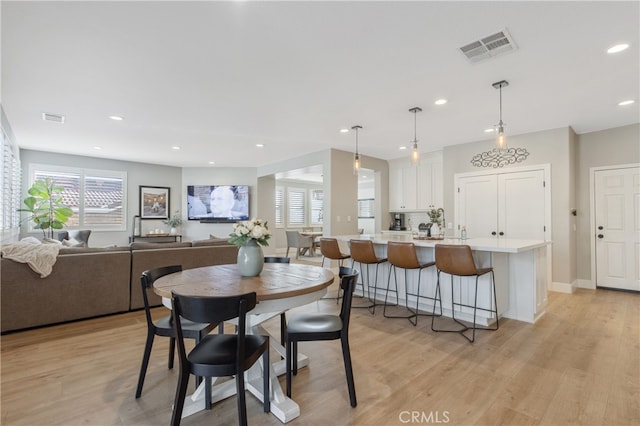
[409, 107, 422, 165]
[352, 125, 362, 175]
[492, 80, 509, 150]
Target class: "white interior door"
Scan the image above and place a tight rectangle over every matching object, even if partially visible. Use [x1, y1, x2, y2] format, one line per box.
[594, 166, 640, 291]
[457, 174, 498, 238]
[498, 170, 546, 240]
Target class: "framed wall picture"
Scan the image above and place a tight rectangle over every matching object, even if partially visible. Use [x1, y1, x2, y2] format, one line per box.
[139, 186, 170, 219]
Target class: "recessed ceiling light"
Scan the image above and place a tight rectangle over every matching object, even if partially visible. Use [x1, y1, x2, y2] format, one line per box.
[109, 115, 124, 121]
[208, 161, 215, 165]
[484, 128, 495, 133]
[399, 146, 407, 150]
[434, 99, 447, 105]
[607, 43, 629, 54]
[340, 128, 349, 133]
[172, 146, 181, 150]
[618, 100, 635, 106]
[93, 146, 102, 150]
[256, 144, 264, 148]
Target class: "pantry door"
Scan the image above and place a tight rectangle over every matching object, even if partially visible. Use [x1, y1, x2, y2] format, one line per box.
[594, 166, 640, 291]
[498, 169, 546, 240]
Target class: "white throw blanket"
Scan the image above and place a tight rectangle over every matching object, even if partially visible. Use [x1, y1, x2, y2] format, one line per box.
[1, 242, 61, 278]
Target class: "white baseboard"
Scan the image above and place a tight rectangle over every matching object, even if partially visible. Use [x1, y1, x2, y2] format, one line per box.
[576, 278, 595, 290]
[549, 281, 574, 294]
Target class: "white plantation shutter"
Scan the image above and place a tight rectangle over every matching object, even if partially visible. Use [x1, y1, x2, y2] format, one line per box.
[31, 165, 126, 230]
[287, 188, 305, 226]
[310, 189, 323, 225]
[1, 129, 21, 235]
[275, 187, 284, 226]
[358, 198, 374, 218]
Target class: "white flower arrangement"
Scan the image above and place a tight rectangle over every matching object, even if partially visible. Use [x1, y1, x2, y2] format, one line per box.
[228, 218, 271, 247]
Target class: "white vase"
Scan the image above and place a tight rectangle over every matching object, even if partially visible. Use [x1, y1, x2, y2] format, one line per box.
[170, 227, 178, 235]
[237, 239, 264, 277]
[430, 223, 440, 237]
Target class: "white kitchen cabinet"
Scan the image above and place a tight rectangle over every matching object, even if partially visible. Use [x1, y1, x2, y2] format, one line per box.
[455, 167, 549, 240]
[389, 165, 417, 210]
[417, 161, 443, 209]
[389, 152, 442, 211]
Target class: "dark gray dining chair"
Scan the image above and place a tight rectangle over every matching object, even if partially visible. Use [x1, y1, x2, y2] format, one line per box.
[136, 265, 217, 398]
[170, 290, 270, 426]
[285, 266, 359, 407]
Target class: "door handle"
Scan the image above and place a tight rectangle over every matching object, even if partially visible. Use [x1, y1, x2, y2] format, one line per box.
[598, 226, 603, 230]
[499, 232, 504, 236]
[597, 234, 604, 239]
[491, 231, 497, 236]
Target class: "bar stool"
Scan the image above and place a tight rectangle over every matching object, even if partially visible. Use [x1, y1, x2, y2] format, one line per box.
[431, 244, 499, 343]
[349, 239, 387, 314]
[320, 238, 351, 304]
[320, 238, 351, 268]
[384, 241, 439, 326]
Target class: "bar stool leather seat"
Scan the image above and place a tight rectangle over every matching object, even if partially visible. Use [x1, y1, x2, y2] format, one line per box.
[431, 244, 499, 343]
[320, 238, 351, 303]
[384, 241, 439, 326]
[349, 239, 387, 314]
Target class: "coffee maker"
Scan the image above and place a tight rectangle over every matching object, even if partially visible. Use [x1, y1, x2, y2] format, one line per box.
[390, 213, 406, 230]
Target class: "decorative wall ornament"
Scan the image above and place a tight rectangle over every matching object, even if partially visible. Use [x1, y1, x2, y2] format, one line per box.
[470, 147, 530, 168]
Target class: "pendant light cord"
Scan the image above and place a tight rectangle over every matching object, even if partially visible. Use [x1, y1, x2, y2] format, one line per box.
[499, 84, 503, 125]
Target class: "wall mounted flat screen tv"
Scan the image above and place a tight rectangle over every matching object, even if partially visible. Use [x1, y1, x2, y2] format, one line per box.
[187, 185, 249, 222]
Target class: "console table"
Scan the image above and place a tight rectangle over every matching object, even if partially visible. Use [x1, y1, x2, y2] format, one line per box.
[129, 234, 182, 243]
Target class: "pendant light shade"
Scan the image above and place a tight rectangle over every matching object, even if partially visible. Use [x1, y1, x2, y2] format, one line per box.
[352, 125, 362, 175]
[409, 107, 422, 165]
[493, 80, 509, 150]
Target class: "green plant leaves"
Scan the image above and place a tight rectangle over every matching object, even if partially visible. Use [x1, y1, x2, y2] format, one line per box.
[20, 177, 73, 238]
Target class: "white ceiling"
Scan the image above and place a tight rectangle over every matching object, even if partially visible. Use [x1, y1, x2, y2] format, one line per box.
[2, 1, 639, 171]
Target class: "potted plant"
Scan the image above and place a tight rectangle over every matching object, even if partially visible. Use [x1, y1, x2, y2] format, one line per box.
[163, 210, 184, 235]
[19, 177, 74, 239]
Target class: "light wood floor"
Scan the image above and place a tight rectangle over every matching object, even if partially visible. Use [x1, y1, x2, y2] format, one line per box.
[1, 278, 638, 426]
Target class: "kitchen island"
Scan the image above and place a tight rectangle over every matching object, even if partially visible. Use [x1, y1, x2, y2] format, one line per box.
[335, 234, 551, 324]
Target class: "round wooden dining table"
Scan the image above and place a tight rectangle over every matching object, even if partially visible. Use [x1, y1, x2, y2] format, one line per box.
[153, 262, 335, 423]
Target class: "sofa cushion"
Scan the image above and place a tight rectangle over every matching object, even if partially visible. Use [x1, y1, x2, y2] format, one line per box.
[130, 241, 192, 250]
[192, 237, 231, 247]
[58, 246, 130, 255]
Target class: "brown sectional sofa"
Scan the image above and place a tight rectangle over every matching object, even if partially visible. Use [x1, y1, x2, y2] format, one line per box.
[1, 239, 238, 333]
[129, 240, 238, 310]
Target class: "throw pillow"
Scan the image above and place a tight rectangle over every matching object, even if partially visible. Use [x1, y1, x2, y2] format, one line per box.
[62, 238, 86, 248]
[42, 238, 63, 245]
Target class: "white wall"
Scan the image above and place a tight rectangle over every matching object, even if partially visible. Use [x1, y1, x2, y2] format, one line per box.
[576, 123, 640, 283]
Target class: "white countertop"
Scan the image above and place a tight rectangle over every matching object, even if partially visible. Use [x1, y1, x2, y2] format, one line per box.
[336, 234, 550, 253]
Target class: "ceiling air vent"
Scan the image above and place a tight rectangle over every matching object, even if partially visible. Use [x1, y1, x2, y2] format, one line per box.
[459, 29, 517, 63]
[42, 112, 65, 123]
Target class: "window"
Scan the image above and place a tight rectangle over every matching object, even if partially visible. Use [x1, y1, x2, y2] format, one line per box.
[275, 187, 284, 227]
[310, 189, 324, 225]
[1, 128, 21, 236]
[30, 165, 126, 231]
[287, 188, 305, 226]
[358, 198, 374, 218]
